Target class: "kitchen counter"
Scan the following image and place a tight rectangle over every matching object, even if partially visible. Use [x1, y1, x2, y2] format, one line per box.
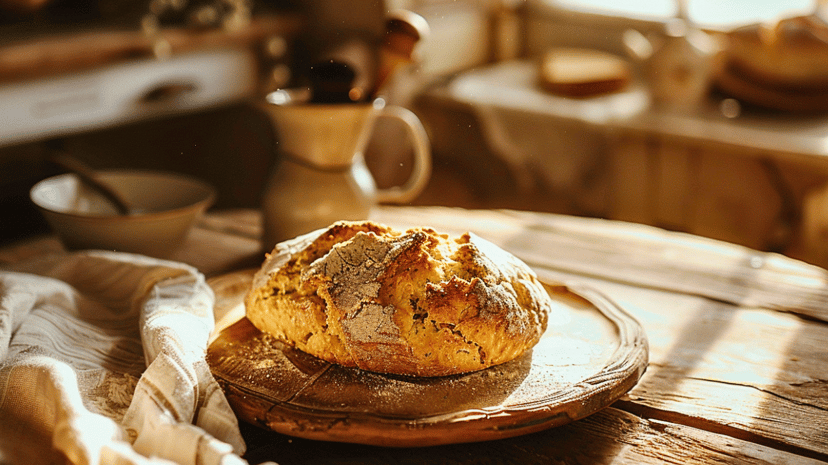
[2, 206, 827, 464]
[416, 59, 828, 269]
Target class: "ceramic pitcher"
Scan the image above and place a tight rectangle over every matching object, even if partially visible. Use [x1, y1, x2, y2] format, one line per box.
[258, 97, 431, 247]
[623, 17, 722, 110]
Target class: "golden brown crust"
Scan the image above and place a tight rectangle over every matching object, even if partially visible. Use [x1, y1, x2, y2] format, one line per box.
[245, 221, 550, 377]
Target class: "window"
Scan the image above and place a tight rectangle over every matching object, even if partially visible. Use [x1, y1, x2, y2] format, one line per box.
[545, 0, 816, 29]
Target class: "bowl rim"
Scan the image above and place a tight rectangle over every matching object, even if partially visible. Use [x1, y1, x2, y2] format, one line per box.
[30, 169, 217, 221]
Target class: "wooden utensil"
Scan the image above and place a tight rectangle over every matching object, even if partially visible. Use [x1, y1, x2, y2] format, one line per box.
[48, 153, 135, 215]
[372, 9, 429, 97]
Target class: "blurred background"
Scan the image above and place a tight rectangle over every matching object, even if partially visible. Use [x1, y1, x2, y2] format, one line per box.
[4, 0, 828, 267]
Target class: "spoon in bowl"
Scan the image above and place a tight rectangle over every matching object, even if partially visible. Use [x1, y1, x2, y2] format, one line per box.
[48, 153, 136, 216]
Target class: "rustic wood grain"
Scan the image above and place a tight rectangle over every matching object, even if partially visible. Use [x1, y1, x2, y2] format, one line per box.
[614, 288, 828, 458]
[200, 208, 828, 456]
[6, 207, 826, 464]
[533, 258, 828, 459]
[373, 207, 828, 322]
[240, 406, 828, 465]
[206, 273, 648, 448]
[169, 223, 262, 277]
[369, 207, 828, 459]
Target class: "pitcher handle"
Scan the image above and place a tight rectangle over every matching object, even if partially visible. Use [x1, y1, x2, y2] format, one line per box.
[373, 105, 432, 204]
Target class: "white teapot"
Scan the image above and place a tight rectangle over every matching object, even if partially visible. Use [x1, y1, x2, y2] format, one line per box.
[623, 17, 723, 110]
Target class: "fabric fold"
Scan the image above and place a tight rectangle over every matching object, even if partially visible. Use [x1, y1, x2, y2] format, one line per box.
[0, 250, 247, 465]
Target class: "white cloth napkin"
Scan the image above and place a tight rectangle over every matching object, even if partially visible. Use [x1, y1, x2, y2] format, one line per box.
[0, 250, 247, 465]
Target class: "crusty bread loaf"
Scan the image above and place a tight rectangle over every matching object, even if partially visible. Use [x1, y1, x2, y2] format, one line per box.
[245, 220, 551, 377]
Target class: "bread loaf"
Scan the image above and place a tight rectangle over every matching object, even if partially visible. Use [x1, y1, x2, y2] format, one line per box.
[538, 47, 631, 97]
[245, 221, 551, 377]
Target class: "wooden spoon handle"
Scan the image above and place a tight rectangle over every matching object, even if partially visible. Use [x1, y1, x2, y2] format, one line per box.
[48, 153, 133, 215]
[373, 10, 429, 97]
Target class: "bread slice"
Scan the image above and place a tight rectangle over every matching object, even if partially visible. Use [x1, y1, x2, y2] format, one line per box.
[538, 47, 631, 97]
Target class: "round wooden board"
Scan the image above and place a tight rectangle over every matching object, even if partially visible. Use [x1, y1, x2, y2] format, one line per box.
[206, 270, 648, 447]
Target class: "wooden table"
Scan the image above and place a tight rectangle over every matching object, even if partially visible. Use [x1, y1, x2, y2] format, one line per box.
[3, 206, 828, 464]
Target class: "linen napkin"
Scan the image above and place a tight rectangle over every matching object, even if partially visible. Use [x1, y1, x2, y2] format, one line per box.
[0, 250, 246, 465]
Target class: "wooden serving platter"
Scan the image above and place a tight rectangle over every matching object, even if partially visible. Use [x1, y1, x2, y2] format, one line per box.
[206, 270, 648, 447]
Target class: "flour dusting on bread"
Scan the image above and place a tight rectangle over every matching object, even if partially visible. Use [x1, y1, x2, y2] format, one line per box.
[245, 220, 551, 377]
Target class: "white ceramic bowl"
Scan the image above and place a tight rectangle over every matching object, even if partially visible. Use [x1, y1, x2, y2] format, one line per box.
[30, 170, 216, 258]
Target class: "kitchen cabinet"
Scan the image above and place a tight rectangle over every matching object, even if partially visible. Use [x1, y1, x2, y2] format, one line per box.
[0, 12, 302, 147]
